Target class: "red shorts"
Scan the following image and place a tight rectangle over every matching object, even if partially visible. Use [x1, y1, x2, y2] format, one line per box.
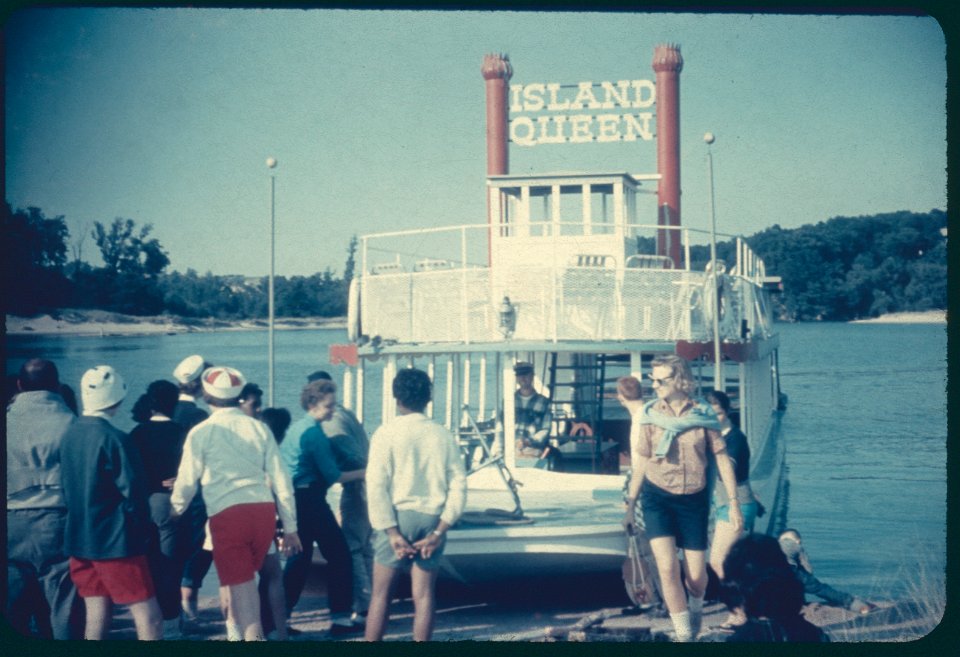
[209, 502, 277, 586]
[69, 555, 155, 604]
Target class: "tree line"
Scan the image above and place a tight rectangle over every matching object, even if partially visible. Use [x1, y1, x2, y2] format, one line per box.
[2, 202, 356, 319]
[3, 202, 946, 322]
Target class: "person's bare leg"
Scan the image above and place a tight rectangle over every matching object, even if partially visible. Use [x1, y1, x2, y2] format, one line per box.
[83, 596, 112, 640]
[409, 564, 438, 641]
[228, 579, 265, 641]
[364, 563, 398, 641]
[649, 536, 686, 612]
[681, 549, 707, 599]
[708, 518, 741, 580]
[261, 555, 287, 639]
[128, 597, 163, 640]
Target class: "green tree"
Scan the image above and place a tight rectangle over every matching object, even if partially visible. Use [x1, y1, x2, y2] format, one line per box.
[2, 203, 72, 314]
[90, 218, 171, 314]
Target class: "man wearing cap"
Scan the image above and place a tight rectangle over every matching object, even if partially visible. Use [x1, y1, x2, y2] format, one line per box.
[171, 354, 212, 620]
[7, 358, 83, 639]
[61, 365, 163, 640]
[171, 366, 301, 641]
[512, 362, 553, 459]
[306, 370, 373, 624]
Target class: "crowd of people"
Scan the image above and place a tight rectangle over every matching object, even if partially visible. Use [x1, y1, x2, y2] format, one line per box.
[6, 355, 464, 642]
[7, 351, 873, 643]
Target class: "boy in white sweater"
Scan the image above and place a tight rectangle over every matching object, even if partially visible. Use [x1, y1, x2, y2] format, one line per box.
[364, 368, 466, 641]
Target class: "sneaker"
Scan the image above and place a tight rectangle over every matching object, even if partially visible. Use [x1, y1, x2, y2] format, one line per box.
[329, 621, 364, 638]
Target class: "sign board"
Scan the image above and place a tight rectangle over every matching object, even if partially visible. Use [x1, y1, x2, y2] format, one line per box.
[509, 80, 656, 146]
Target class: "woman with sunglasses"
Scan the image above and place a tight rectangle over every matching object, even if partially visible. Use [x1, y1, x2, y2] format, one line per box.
[622, 354, 742, 642]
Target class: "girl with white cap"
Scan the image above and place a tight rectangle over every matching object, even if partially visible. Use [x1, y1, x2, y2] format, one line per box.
[171, 366, 301, 641]
[60, 365, 163, 640]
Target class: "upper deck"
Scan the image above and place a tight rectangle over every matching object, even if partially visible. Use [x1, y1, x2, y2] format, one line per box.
[353, 172, 779, 349]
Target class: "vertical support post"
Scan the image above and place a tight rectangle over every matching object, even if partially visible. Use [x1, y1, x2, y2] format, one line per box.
[706, 141, 723, 391]
[268, 173, 276, 407]
[502, 354, 517, 470]
[355, 361, 365, 423]
[478, 354, 488, 421]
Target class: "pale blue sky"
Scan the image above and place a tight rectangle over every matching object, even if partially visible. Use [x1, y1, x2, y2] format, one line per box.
[5, 8, 947, 276]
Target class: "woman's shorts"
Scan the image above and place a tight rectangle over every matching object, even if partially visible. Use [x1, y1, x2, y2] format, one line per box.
[716, 500, 758, 533]
[208, 502, 276, 586]
[641, 480, 710, 550]
[373, 510, 444, 571]
[69, 555, 155, 604]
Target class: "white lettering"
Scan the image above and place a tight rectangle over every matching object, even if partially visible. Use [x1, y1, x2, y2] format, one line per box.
[510, 116, 537, 147]
[600, 81, 631, 110]
[509, 84, 524, 113]
[508, 112, 656, 146]
[632, 80, 656, 108]
[569, 115, 593, 143]
[523, 83, 546, 112]
[596, 114, 621, 142]
[623, 113, 654, 141]
[570, 82, 601, 110]
[546, 83, 569, 111]
[536, 115, 568, 144]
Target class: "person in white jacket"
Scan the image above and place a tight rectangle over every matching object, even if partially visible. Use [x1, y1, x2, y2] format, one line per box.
[364, 368, 466, 641]
[171, 366, 301, 641]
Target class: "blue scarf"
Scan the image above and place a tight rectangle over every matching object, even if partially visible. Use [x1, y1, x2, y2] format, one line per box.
[639, 398, 723, 459]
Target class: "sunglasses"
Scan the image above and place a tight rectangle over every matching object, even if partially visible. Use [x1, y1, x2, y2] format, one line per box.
[648, 374, 675, 386]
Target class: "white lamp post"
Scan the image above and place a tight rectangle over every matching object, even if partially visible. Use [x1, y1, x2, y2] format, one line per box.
[704, 133, 723, 392]
[266, 156, 277, 407]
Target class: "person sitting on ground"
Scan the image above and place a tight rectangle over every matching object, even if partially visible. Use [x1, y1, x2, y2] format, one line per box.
[61, 366, 163, 640]
[171, 366, 301, 641]
[721, 533, 829, 642]
[364, 367, 467, 642]
[778, 529, 877, 615]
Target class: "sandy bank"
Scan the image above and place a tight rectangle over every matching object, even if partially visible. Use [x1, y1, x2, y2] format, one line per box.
[5, 309, 346, 337]
[848, 309, 946, 324]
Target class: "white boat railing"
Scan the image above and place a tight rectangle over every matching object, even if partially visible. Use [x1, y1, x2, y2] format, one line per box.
[357, 224, 773, 345]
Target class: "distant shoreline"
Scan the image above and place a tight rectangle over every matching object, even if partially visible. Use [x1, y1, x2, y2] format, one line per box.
[847, 309, 946, 324]
[5, 310, 346, 337]
[5, 308, 944, 337]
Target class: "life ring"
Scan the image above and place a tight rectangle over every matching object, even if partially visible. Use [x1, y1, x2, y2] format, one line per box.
[347, 277, 361, 342]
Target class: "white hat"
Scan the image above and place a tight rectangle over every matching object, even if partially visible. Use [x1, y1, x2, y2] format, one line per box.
[201, 366, 246, 400]
[81, 365, 127, 412]
[173, 355, 206, 384]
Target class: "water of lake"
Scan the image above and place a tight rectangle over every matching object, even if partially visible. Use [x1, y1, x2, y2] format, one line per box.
[6, 321, 947, 602]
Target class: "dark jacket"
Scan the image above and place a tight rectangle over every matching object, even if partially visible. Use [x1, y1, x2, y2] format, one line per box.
[61, 415, 154, 559]
[173, 400, 208, 432]
[129, 420, 187, 494]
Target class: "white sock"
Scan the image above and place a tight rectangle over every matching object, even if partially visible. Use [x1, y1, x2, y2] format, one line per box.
[670, 610, 693, 642]
[226, 620, 242, 641]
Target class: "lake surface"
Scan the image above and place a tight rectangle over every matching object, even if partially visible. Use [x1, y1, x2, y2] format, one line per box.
[6, 321, 947, 602]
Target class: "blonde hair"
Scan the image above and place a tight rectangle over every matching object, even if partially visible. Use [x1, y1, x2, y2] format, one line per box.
[650, 354, 696, 395]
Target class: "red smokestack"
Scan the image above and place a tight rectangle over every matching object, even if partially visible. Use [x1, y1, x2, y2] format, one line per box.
[652, 44, 683, 268]
[482, 53, 512, 176]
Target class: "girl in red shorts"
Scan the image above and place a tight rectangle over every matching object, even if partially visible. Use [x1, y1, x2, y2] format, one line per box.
[61, 366, 163, 640]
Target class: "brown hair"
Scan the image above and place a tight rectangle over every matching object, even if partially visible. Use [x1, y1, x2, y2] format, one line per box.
[617, 375, 642, 401]
[300, 379, 336, 411]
